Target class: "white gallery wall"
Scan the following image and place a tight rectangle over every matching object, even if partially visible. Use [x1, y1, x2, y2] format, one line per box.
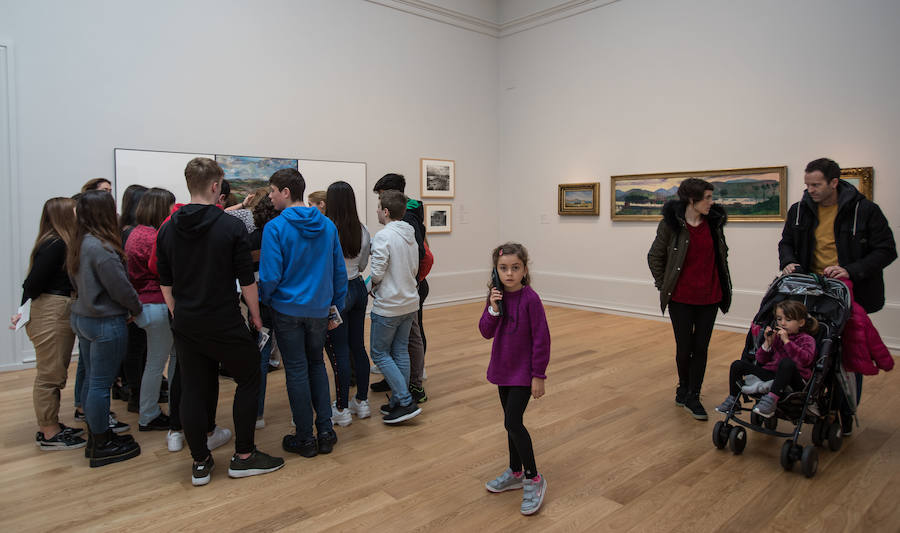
[497, 0, 900, 349]
[0, 0, 500, 368]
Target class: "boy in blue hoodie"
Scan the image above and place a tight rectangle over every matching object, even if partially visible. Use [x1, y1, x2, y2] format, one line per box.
[259, 168, 347, 458]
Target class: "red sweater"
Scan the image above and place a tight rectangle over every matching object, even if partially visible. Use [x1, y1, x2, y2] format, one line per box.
[671, 219, 722, 306]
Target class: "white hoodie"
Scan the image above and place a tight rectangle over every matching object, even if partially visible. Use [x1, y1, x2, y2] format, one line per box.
[370, 220, 419, 317]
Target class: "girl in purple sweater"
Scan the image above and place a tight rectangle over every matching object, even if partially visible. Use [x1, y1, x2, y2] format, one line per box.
[478, 243, 550, 516]
[716, 300, 818, 418]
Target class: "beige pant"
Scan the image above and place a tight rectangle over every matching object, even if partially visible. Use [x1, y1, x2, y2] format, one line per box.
[26, 294, 76, 427]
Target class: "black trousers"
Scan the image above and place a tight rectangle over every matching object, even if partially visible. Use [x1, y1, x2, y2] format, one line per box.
[417, 279, 429, 354]
[173, 325, 260, 461]
[668, 301, 718, 394]
[499, 386, 537, 478]
[728, 358, 805, 398]
[123, 323, 147, 393]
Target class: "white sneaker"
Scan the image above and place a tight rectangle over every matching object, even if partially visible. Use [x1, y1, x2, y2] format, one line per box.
[422, 369, 427, 380]
[370, 365, 383, 375]
[207, 426, 232, 450]
[167, 430, 184, 452]
[331, 402, 352, 427]
[255, 417, 265, 429]
[348, 397, 371, 419]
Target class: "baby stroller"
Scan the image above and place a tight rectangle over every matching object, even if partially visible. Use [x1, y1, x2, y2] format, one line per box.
[711, 274, 853, 478]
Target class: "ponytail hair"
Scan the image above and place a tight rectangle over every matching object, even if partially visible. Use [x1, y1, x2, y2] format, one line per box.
[775, 300, 819, 336]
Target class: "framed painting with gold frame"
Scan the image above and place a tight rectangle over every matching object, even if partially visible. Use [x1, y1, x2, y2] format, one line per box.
[841, 167, 873, 200]
[558, 182, 600, 215]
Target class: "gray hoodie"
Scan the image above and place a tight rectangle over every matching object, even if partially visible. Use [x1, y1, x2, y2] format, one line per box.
[71, 235, 142, 318]
[370, 221, 419, 317]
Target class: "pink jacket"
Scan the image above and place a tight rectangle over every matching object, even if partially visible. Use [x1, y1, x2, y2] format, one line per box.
[840, 279, 894, 375]
[756, 332, 816, 380]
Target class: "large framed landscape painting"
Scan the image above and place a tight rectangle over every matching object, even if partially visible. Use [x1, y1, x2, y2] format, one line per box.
[216, 155, 298, 203]
[611, 166, 787, 222]
[841, 167, 873, 200]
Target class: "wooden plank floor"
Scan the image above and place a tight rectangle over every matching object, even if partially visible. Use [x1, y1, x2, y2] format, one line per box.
[1, 303, 898, 532]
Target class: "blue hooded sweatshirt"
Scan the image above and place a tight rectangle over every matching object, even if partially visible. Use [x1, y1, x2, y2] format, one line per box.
[259, 206, 347, 318]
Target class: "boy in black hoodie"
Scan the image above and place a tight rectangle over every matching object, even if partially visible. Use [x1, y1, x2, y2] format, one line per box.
[157, 157, 284, 486]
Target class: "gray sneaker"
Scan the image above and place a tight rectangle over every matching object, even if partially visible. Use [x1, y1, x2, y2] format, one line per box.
[715, 395, 737, 414]
[485, 468, 524, 493]
[752, 394, 777, 418]
[521, 475, 547, 515]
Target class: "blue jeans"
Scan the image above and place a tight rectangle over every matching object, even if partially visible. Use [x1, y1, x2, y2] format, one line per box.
[257, 329, 273, 418]
[328, 277, 370, 407]
[70, 313, 128, 434]
[273, 311, 332, 440]
[134, 303, 174, 425]
[73, 355, 85, 409]
[369, 311, 415, 408]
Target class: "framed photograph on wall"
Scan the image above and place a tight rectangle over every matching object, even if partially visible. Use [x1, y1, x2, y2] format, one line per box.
[558, 182, 600, 215]
[425, 203, 452, 234]
[421, 158, 455, 198]
[841, 166, 873, 200]
[611, 166, 787, 222]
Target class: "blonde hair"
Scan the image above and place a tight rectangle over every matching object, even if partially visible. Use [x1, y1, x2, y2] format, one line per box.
[308, 190, 326, 205]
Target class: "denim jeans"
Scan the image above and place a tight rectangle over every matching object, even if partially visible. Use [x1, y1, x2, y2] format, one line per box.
[273, 311, 332, 440]
[369, 311, 415, 408]
[70, 313, 128, 434]
[134, 303, 174, 425]
[257, 329, 273, 418]
[328, 276, 370, 407]
[73, 355, 85, 409]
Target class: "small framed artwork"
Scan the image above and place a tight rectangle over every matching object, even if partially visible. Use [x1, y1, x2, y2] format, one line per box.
[841, 167, 873, 200]
[425, 203, 452, 234]
[421, 158, 455, 198]
[611, 166, 787, 222]
[558, 182, 601, 215]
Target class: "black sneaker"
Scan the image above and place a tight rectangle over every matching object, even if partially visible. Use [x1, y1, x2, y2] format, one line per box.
[317, 430, 338, 454]
[108, 413, 130, 433]
[842, 412, 854, 437]
[383, 402, 422, 424]
[409, 385, 427, 404]
[684, 394, 708, 421]
[74, 410, 86, 422]
[139, 413, 171, 432]
[59, 422, 84, 438]
[370, 379, 390, 392]
[36, 430, 86, 451]
[228, 449, 285, 478]
[675, 385, 687, 407]
[282, 434, 318, 457]
[87, 430, 141, 468]
[192, 455, 214, 487]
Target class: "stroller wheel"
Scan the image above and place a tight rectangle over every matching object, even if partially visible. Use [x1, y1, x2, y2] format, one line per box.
[728, 426, 747, 455]
[801, 446, 818, 478]
[764, 416, 777, 431]
[780, 440, 795, 471]
[827, 422, 843, 452]
[812, 419, 826, 447]
[712, 421, 728, 449]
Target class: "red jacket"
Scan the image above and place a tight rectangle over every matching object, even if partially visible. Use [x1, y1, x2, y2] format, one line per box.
[840, 279, 894, 375]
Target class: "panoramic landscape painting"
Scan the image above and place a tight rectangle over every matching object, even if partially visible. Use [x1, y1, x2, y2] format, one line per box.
[216, 155, 298, 202]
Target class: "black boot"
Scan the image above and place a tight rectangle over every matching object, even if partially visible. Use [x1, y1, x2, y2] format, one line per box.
[684, 392, 708, 421]
[88, 430, 141, 468]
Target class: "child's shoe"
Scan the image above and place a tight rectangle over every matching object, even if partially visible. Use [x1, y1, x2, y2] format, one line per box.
[520, 474, 547, 515]
[752, 393, 778, 418]
[485, 468, 523, 493]
[715, 395, 737, 414]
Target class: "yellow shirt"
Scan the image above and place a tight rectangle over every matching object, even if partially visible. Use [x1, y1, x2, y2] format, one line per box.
[812, 203, 839, 274]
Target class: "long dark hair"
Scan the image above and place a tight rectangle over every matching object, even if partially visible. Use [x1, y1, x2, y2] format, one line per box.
[325, 181, 362, 258]
[30, 197, 76, 271]
[135, 187, 175, 228]
[119, 184, 148, 231]
[68, 190, 125, 278]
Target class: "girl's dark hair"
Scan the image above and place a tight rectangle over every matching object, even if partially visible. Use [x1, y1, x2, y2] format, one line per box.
[252, 195, 279, 230]
[136, 187, 176, 228]
[677, 178, 714, 204]
[489, 242, 531, 287]
[775, 300, 819, 336]
[30, 197, 77, 272]
[68, 190, 125, 278]
[80, 177, 111, 193]
[119, 184, 148, 231]
[326, 181, 362, 258]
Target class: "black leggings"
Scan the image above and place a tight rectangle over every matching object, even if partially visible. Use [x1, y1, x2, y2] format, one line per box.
[499, 386, 537, 478]
[728, 358, 805, 398]
[668, 301, 718, 394]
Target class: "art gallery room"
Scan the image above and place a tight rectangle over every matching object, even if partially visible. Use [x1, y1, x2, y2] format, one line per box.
[1, 0, 900, 530]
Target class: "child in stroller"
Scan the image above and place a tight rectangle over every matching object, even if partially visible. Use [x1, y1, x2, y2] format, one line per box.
[716, 300, 818, 417]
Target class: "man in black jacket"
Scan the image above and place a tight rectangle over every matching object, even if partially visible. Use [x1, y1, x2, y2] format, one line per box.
[779, 158, 896, 314]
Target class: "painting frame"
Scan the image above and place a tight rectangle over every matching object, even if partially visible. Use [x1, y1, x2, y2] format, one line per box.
[841, 166, 873, 200]
[558, 182, 600, 216]
[424, 203, 452, 234]
[610, 166, 788, 222]
[420, 158, 455, 199]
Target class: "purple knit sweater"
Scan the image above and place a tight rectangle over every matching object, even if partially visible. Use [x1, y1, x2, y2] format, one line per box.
[479, 285, 551, 387]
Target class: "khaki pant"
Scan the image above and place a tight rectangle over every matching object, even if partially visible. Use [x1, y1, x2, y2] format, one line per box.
[25, 294, 76, 426]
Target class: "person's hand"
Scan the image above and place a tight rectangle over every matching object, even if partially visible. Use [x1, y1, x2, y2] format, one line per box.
[762, 326, 774, 349]
[250, 313, 263, 331]
[9, 313, 21, 330]
[782, 263, 800, 275]
[531, 377, 545, 399]
[327, 319, 340, 331]
[777, 327, 790, 344]
[241, 193, 255, 208]
[489, 288, 503, 313]
[823, 265, 849, 279]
